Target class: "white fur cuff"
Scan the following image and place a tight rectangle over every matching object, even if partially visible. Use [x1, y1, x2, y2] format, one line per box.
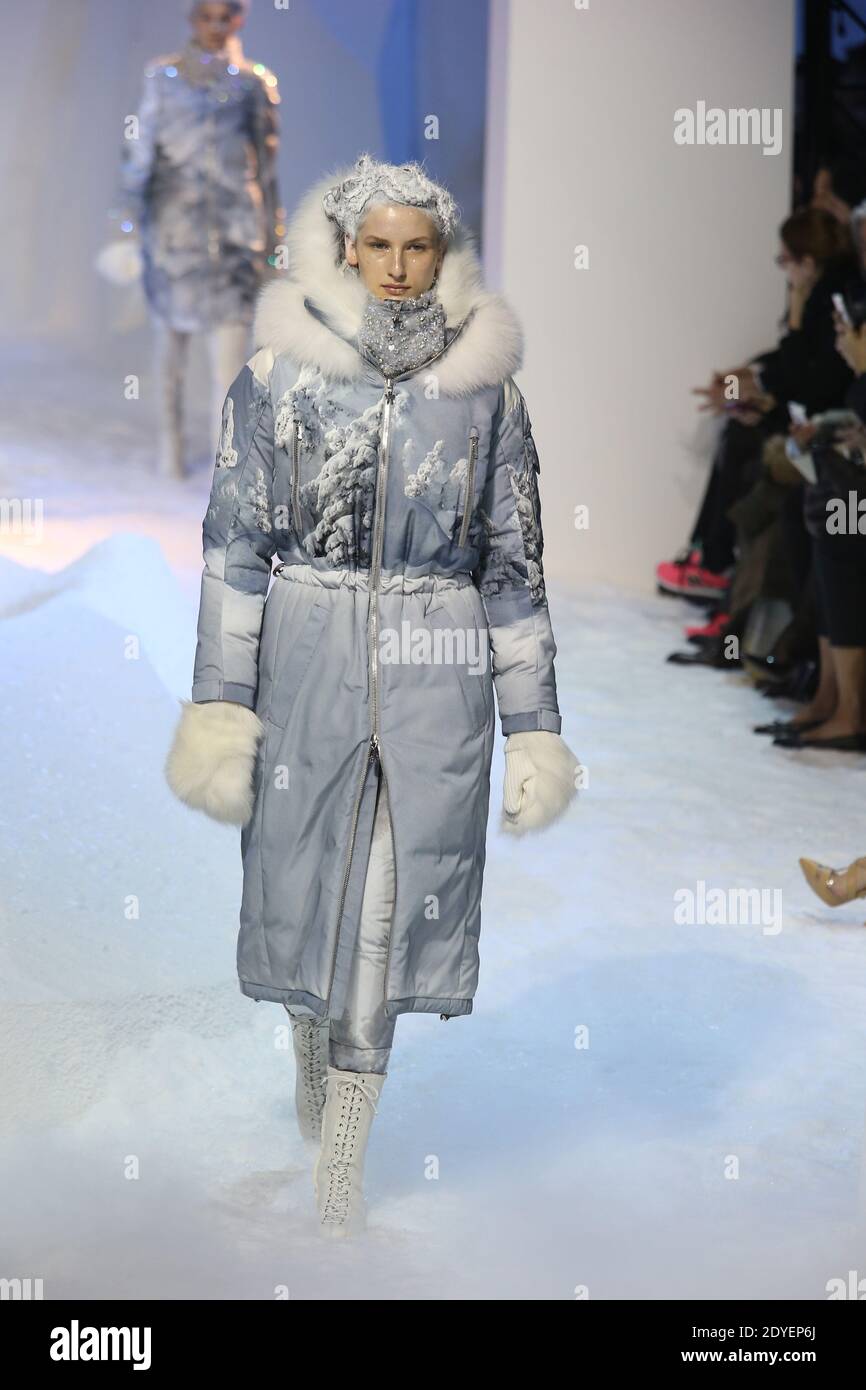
[165, 700, 265, 827]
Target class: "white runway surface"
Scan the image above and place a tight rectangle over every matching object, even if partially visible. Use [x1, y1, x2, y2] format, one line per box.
[2, 345, 866, 1299]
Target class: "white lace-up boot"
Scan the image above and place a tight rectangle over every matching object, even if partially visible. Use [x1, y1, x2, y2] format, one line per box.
[290, 1018, 330, 1144]
[313, 1067, 386, 1238]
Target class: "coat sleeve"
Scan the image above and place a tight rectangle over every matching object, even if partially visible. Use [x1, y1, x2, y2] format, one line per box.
[473, 378, 562, 736]
[118, 64, 161, 227]
[191, 352, 277, 708]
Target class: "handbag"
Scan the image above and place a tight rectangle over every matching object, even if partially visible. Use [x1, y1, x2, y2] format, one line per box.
[803, 411, 866, 538]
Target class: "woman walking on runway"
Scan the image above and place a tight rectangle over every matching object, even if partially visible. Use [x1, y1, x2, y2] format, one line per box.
[117, 0, 281, 477]
[166, 154, 579, 1236]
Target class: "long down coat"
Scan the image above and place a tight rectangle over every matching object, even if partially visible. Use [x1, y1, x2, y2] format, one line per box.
[191, 170, 562, 1021]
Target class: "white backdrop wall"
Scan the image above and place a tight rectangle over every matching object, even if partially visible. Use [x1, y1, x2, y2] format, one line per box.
[484, 0, 796, 593]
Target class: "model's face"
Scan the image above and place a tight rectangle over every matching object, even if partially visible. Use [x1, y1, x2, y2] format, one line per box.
[344, 204, 444, 300]
[191, 2, 240, 52]
[777, 241, 816, 290]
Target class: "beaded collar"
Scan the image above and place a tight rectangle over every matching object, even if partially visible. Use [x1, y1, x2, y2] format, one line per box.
[356, 284, 447, 376]
[177, 37, 244, 86]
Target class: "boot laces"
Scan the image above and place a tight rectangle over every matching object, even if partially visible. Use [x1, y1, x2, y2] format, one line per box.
[291, 1019, 328, 1111]
[319, 1075, 381, 1225]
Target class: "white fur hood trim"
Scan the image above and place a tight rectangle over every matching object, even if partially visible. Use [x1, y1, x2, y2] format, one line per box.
[252, 166, 524, 397]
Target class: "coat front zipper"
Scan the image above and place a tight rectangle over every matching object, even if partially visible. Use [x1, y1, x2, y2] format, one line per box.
[457, 426, 480, 549]
[322, 316, 474, 1012]
[291, 416, 304, 536]
[369, 378, 397, 1012]
[369, 379, 395, 747]
[322, 377, 394, 1012]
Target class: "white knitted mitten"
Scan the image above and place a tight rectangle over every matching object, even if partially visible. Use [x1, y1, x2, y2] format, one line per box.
[502, 730, 580, 835]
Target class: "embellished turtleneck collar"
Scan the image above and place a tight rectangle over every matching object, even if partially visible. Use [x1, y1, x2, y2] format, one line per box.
[178, 35, 245, 85]
[356, 284, 447, 376]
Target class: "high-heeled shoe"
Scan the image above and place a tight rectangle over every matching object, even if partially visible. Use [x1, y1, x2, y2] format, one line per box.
[753, 717, 822, 736]
[774, 731, 866, 751]
[798, 855, 866, 907]
[750, 660, 818, 702]
[666, 638, 742, 669]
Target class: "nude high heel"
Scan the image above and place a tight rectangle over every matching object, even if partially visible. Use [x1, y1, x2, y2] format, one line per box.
[799, 855, 866, 907]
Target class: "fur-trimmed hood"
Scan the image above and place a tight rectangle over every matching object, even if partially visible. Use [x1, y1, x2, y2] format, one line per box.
[252, 166, 523, 397]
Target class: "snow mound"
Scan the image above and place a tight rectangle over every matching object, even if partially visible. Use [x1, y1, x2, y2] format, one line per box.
[0, 531, 199, 700]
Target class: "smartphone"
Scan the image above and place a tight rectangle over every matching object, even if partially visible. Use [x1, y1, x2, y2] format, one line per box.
[788, 401, 808, 426]
[832, 292, 852, 327]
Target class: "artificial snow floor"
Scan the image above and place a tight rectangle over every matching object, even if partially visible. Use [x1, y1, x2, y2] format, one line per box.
[2, 346, 866, 1300]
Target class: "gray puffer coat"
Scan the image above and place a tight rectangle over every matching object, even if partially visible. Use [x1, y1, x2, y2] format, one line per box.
[191, 170, 562, 1020]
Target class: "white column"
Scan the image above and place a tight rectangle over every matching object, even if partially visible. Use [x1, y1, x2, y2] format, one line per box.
[483, 0, 796, 592]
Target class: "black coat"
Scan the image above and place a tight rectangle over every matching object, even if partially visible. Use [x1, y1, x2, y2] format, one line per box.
[753, 256, 856, 416]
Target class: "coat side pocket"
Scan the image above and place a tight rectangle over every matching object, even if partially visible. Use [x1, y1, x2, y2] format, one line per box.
[425, 589, 491, 738]
[266, 588, 332, 729]
[453, 583, 494, 728]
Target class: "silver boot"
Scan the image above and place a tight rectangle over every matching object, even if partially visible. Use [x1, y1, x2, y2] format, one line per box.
[290, 1018, 330, 1144]
[314, 1067, 386, 1238]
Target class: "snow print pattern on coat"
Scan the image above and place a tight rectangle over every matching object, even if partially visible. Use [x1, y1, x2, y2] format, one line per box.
[476, 398, 548, 606]
[190, 167, 562, 1021]
[272, 376, 411, 564]
[216, 397, 239, 469]
[403, 436, 473, 542]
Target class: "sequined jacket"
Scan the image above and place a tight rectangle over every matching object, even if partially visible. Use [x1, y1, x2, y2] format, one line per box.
[119, 39, 281, 332]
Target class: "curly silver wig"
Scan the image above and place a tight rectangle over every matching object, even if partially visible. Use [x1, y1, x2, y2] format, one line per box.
[185, 1, 250, 17]
[322, 153, 460, 245]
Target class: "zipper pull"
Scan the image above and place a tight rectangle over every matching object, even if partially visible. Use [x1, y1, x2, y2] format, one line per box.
[370, 731, 380, 753]
[384, 380, 395, 403]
